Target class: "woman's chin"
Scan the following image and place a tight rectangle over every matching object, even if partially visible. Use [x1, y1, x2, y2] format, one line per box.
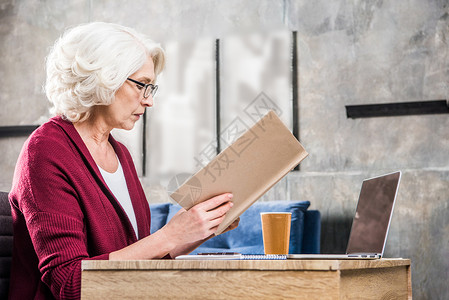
[118, 121, 137, 131]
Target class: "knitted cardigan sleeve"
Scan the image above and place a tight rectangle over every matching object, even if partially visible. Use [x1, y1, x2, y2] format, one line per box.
[10, 128, 111, 299]
[10, 116, 155, 299]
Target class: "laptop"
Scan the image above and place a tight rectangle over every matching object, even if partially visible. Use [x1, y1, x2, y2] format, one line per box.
[288, 171, 402, 260]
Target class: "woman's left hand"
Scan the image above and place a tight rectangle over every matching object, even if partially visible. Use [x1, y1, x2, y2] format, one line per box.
[218, 217, 240, 235]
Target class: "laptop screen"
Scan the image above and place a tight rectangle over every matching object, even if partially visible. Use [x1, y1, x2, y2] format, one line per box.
[346, 171, 401, 255]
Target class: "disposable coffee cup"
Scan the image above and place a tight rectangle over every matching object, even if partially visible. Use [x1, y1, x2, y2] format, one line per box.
[260, 212, 291, 255]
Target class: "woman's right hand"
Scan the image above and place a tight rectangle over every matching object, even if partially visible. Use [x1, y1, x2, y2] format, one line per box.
[160, 193, 234, 247]
[109, 193, 234, 260]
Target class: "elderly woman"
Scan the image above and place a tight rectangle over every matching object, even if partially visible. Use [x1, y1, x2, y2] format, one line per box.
[8, 22, 238, 299]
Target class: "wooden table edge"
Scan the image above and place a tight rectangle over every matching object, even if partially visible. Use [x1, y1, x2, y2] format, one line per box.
[82, 258, 410, 272]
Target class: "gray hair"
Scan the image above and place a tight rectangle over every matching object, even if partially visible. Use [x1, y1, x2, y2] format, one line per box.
[45, 22, 165, 123]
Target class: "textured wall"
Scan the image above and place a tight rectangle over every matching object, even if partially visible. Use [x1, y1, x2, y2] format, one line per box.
[1, 0, 448, 299]
[287, 2, 449, 299]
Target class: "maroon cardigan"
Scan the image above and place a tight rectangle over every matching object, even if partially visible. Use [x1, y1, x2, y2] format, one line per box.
[8, 116, 152, 299]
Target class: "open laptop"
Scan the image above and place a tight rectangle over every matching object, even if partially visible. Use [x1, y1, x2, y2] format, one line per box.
[288, 171, 401, 260]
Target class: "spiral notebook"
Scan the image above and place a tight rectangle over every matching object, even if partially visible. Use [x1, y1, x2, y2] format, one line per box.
[175, 254, 287, 260]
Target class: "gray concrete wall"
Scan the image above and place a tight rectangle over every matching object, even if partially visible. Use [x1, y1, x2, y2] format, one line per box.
[1, 1, 448, 299]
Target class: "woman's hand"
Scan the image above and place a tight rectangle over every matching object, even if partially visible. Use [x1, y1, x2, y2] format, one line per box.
[161, 193, 234, 248]
[219, 217, 240, 234]
[110, 193, 240, 260]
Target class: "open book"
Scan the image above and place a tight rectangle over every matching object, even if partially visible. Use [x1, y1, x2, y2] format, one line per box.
[170, 110, 308, 235]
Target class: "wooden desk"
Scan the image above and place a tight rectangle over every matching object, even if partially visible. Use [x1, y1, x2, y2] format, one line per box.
[81, 258, 411, 299]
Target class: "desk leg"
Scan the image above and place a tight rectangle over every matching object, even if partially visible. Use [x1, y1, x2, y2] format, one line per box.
[407, 264, 412, 300]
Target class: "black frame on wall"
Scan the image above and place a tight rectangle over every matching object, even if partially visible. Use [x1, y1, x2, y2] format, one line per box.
[0, 125, 40, 138]
[212, 31, 301, 155]
[346, 100, 449, 119]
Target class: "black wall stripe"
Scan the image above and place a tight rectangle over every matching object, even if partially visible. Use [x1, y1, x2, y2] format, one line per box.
[142, 110, 147, 176]
[0, 125, 40, 138]
[346, 100, 449, 119]
[215, 39, 221, 154]
[292, 31, 300, 171]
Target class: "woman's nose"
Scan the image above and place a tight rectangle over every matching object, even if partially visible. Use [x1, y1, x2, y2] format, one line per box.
[141, 95, 153, 107]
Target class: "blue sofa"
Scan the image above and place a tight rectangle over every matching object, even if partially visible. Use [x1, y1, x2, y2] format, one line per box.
[150, 201, 320, 255]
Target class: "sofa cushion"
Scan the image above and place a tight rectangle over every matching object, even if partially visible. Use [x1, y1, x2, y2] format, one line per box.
[302, 210, 321, 254]
[166, 200, 310, 254]
[150, 203, 171, 234]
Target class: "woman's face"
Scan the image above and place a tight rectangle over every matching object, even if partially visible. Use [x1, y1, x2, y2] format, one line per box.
[101, 57, 155, 131]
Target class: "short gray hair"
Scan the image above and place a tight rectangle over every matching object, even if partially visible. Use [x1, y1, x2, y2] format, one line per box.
[45, 22, 165, 123]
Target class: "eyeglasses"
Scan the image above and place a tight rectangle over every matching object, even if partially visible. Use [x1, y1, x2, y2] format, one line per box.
[127, 78, 158, 98]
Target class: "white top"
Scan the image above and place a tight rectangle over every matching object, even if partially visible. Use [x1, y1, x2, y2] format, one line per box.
[98, 159, 139, 239]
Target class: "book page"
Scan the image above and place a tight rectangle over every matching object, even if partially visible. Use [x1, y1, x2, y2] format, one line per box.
[170, 110, 308, 234]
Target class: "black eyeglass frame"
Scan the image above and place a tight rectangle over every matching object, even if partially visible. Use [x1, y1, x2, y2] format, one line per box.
[127, 77, 158, 98]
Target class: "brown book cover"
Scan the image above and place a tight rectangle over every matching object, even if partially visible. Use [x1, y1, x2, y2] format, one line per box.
[170, 110, 308, 235]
